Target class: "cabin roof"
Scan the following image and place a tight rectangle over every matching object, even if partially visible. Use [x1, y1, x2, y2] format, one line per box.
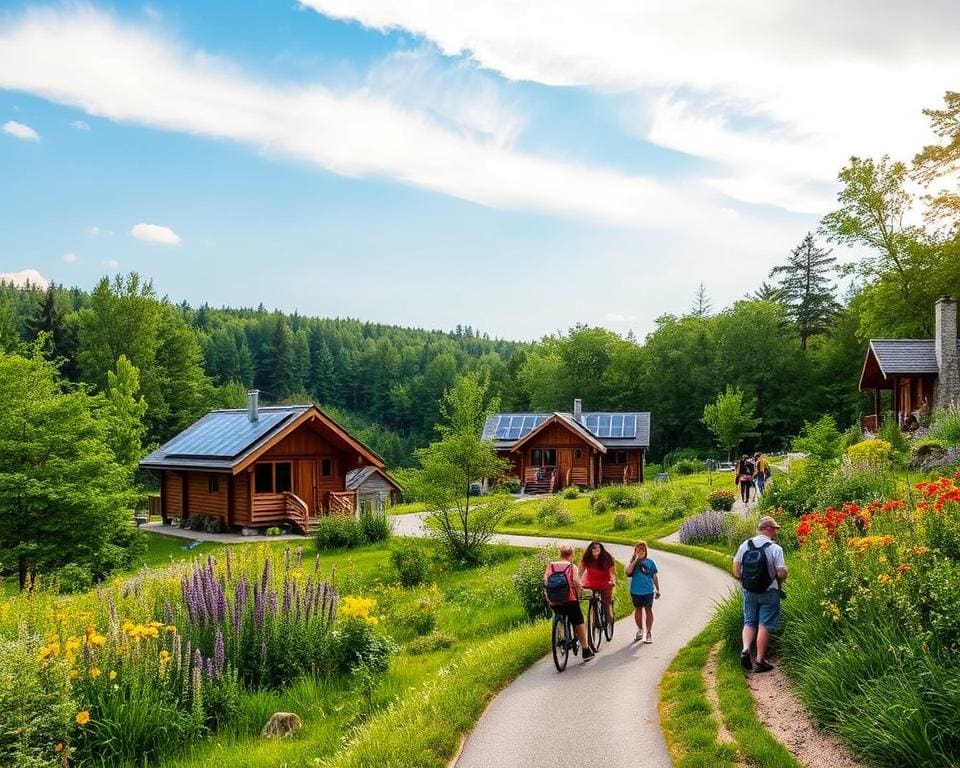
[140, 404, 382, 472]
[345, 466, 403, 493]
[858, 339, 960, 390]
[482, 411, 651, 449]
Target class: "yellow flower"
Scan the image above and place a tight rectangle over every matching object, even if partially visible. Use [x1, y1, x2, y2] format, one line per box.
[877, 573, 893, 586]
[89, 667, 102, 679]
[109, 670, 117, 681]
[75, 710, 90, 726]
[341, 595, 378, 624]
[165, 625, 177, 634]
[159, 650, 171, 664]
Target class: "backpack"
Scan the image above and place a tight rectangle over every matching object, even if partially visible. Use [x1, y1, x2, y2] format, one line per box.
[740, 540, 773, 593]
[544, 563, 574, 605]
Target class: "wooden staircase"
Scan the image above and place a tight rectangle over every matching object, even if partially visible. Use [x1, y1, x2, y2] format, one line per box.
[523, 467, 557, 495]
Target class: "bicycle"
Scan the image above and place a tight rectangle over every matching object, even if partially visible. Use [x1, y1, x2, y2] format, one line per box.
[585, 588, 614, 651]
[550, 606, 581, 672]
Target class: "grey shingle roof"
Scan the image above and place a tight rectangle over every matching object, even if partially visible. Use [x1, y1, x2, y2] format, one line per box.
[482, 411, 651, 449]
[869, 339, 959, 375]
[345, 466, 403, 492]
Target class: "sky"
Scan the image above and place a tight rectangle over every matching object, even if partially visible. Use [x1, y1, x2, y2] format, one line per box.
[0, 1, 955, 341]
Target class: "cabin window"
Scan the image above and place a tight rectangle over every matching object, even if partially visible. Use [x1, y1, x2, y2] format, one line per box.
[321, 458, 333, 477]
[608, 450, 628, 465]
[208, 475, 220, 493]
[531, 449, 557, 466]
[574, 449, 583, 460]
[275, 462, 292, 493]
[255, 464, 274, 493]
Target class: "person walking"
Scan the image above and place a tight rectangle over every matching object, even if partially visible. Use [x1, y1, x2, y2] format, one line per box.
[625, 541, 660, 643]
[734, 454, 755, 506]
[544, 544, 595, 662]
[753, 452, 768, 497]
[733, 516, 788, 673]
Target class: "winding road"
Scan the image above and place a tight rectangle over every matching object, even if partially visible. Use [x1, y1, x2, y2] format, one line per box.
[392, 514, 734, 768]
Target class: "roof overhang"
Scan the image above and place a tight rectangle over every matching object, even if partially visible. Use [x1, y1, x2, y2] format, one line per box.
[858, 342, 889, 391]
[508, 413, 606, 453]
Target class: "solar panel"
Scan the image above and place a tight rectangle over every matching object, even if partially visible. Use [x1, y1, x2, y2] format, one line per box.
[494, 414, 547, 440]
[163, 410, 295, 458]
[596, 414, 611, 438]
[624, 414, 637, 438]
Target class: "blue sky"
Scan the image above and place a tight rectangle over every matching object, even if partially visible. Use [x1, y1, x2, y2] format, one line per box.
[0, 1, 955, 339]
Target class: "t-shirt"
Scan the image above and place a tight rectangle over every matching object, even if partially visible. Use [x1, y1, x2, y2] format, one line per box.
[581, 561, 615, 589]
[544, 561, 576, 603]
[628, 557, 658, 595]
[733, 534, 786, 591]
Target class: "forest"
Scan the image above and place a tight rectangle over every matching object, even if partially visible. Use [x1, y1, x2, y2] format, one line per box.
[3, 93, 960, 465]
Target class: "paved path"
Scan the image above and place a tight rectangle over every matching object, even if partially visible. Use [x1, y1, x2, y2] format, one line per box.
[392, 514, 735, 768]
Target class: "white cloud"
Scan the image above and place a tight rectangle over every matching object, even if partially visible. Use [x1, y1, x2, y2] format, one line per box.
[85, 225, 112, 236]
[2, 119, 39, 141]
[0, 6, 753, 231]
[63, 252, 77, 263]
[130, 222, 181, 245]
[0, 268, 49, 288]
[101, 259, 120, 269]
[299, 0, 958, 213]
[70, 119, 90, 130]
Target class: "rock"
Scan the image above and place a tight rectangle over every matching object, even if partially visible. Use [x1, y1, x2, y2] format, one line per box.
[261, 712, 302, 739]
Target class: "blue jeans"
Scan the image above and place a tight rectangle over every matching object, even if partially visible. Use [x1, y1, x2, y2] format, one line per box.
[743, 588, 781, 630]
[754, 474, 766, 495]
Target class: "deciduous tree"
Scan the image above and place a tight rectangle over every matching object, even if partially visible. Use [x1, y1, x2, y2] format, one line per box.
[702, 386, 761, 460]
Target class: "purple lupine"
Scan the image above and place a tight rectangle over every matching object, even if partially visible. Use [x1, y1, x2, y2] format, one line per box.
[304, 579, 314, 621]
[233, 577, 248, 637]
[194, 647, 203, 672]
[267, 590, 278, 618]
[254, 585, 265, 630]
[172, 633, 182, 671]
[678, 510, 725, 545]
[225, 549, 233, 583]
[284, 546, 291, 572]
[214, 629, 225, 673]
[205, 657, 215, 680]
[282, 577, 292, 616]
[164, 599, 174, 627]
[314, 553, 321, 573]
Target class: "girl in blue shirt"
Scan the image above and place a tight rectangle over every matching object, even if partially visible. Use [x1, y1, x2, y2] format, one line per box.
[625, 541, 660, 643]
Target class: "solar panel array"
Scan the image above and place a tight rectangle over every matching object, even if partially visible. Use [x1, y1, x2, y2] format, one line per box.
[163, 410, 297, 458]
[493, 414, 548, 440]
[583, 413, 638, 439]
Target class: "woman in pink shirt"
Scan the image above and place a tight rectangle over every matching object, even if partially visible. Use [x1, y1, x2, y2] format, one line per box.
[580, 541, 616, 620]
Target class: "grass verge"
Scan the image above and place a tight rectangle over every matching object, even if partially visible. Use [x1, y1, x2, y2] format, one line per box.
[649, 540, 732, 572]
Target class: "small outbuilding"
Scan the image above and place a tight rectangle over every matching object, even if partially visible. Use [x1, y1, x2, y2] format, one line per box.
[345, 467, 403, 512]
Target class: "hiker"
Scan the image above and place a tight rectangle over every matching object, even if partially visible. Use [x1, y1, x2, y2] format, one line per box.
[733, 516, 788, 673]
[544, 544, 595, 662]
[734, 454, 755, 505]
[625, 541, 660, 643]
[753, 452, 769, 496]
[580, 541, 616, 622]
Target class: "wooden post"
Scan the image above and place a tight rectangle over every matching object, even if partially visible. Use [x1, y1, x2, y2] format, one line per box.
[874, 388, 881, 425]
[181, 471, 189, 519]
[598, 453, 603, 489]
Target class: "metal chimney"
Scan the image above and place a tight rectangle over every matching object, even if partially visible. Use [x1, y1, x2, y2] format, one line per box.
[247, 389, 260, 422]
[573, 398, 583, 423]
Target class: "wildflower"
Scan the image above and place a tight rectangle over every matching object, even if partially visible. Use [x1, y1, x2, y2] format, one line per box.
[911, 546, 930, 557]
[69, 669, 78, 680]
[877, 574, 893, 586]
[89, 667, 102, 679]
[54, 743, 64, 753]
[822, 601, 841, 622]
[165, 625, 177, 634]
[159, 650, 171, 664]
[109, 670, 117, 681]
[897, 564, 911, 576]
[75, 710, 90, 726]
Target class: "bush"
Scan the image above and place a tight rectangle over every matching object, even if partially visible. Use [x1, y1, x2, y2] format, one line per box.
[793, 414, 843, 464]
[265, 526, 282, 536]
[612, 512, 630, 531]
[562, 486, 580, 499]
[314, 516, 363, 549]
[677, 510, 725, 545]
[390, 586, 442, 637]
[406, 631, 455, 655]
[878, 419, 910, 464]
[662, 448, 699, 470]
[671, 458, 702, 476]
[815, 468, 897, 511]
[390, 539, 429, 587]
[536, 497, 572, 526]
[188, 515, 207, 531]
[595, 485, 643, 509]
[54, 563, 93, 594]
[512, 548, 553, 620]
[498, 480, 521, 494]
[930, 406, 960, 446]
[358, 507, 392, 543]
[502, 509, 534, 526]
[592, 498, 609, 515]
[329, 599, 395, 676]
[707, 488, 736, 511]
[846, 438, 893, 470]
[661, 486, 696, 521]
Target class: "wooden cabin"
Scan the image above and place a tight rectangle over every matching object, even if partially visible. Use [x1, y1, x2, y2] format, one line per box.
[482, 399, 651, 492]
[859, 296, 960, 431]
[140, 391, 383, 533]
[346, 467, 403, 512]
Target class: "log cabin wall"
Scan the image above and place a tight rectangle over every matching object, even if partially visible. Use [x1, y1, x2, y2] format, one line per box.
[165, 471, 182, 517]
[187, 473, 228, 519]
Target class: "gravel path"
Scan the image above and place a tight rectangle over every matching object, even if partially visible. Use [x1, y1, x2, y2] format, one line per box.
[391, 514, 734, 768]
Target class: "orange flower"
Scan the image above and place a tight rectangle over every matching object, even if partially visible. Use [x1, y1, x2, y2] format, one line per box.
[75, 710, 90, 726]
[54, 743, 64, 753]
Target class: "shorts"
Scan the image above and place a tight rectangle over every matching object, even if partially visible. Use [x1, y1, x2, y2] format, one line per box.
[552, 601, 584, 627]
[742, 588, 781, 630]
[631, 593, 654, 608]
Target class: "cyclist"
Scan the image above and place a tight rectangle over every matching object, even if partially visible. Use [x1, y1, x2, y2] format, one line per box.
[625, 540, 660, 643]
[544, 544, 595, 662]
[580, 541, 616, 624]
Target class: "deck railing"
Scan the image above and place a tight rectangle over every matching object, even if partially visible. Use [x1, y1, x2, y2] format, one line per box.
[328, 490, 357, 517]
[283, 492, 310, 533]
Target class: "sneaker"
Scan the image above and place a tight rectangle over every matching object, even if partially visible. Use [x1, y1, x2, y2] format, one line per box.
[753, 659, 774, 673]
[643, 633, 653, 644]
[740, 650, 752, 670]
[582, 649, 595, 662]
[634, 630, 644, 642]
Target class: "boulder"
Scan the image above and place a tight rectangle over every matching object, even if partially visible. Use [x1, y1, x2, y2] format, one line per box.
[261, 712, 302, 739]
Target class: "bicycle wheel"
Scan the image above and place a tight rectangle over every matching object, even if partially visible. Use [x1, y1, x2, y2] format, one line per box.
[603, 599, 615, 642]
[551, 613, 569, 672]
[587, 600, 603, 651]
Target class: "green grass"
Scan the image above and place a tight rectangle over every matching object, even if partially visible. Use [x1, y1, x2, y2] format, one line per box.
[649, 540, 733, 572]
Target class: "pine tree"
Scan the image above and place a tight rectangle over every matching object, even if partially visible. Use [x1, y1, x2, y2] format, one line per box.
[26, 286, 78, 378]
[770, 233, 839, 349]
[262, 315, 296, 400]
[105, 354, 148, 472]
[691, 282, 712, 318]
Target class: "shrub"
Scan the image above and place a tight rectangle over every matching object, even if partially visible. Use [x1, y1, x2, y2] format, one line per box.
[661, 486, 696, 520]
[562, 486, 580, 499]
[392, 586, 442, 637]
[878, 419, 910, 464]
[358, 507, 392, 543]
[390, 539, 429, 587]
[54, 563, 93, 594]
[406, 631, 455, 655]
[512, 547, 553, 620]
[612, 512, 630, 531]
[662, 448, 699, 469]
[707, 488, 736, 511]
[846, 438, 893, 470]
[502, 509, 534, 526]
[671, 458, 702, 476]
[188, 515, 207, 531]
[595, 485, 643, 509]
[498, 480, 521, 494]
[930, 406, 960, 446]
[536, 497, 572, 526]
[592, 498, 609, 515]
[815, 468, 897, 511]
[793, 414, 843, 464]
[840, 423, 863, 450]
[265, 526, 281, 536]
[314, 516, 363, 549]
[329, 597, 395, 676]
[677, 510, 725, 545]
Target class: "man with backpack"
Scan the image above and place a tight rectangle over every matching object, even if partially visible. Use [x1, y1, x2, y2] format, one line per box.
[733, 516, 788, 673]
[544, 544, 595, 662]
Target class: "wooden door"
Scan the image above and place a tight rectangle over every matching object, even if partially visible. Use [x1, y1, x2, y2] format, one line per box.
[558, 448, 572, 483]
[298, 460, 317, 514]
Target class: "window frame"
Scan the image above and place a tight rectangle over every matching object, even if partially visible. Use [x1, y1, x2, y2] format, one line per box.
[253, 461, 294, 494]
[208, 475, 220, 494]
